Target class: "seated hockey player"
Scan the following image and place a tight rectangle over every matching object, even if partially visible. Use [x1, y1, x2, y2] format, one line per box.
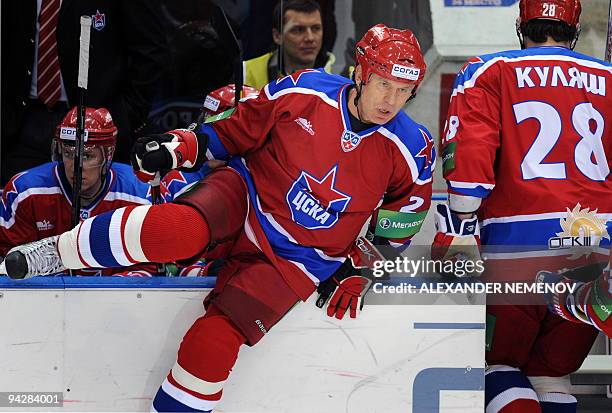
[1, 24, 435, 412]
[0, 107, 200, 276]
[197, 83, 259, 170]
[174, 83, 261, 277]
[199, 84, 260, 124]
[433, 0, 611, 411]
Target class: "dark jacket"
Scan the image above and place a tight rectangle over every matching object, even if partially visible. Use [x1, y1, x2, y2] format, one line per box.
[2, 0, 167, 150]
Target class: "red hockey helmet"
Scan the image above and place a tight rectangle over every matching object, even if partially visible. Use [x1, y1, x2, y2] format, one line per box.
[201, 84, 260, 118]
[519, 0, 581, 28]
[53, 107, 117, 170]
[55, 107, 118, 146]
[355, 24, 426, 90]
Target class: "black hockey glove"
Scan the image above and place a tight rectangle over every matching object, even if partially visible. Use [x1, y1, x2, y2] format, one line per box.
[131, 126, 208, 184]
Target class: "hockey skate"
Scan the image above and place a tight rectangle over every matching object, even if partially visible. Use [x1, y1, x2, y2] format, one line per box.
[0, 236, 66, 279]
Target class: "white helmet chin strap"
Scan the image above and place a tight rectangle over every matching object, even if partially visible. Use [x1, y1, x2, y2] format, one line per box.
[351, 68, 370, 124]
[516, 19, 526, 49]
[569, 23, 581, 50]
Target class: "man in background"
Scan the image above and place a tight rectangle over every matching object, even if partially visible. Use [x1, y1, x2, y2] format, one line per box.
[243, 0, 335, 89]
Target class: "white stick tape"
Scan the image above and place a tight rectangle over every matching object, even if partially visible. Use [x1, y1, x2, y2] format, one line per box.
[78, 16, 92, 89]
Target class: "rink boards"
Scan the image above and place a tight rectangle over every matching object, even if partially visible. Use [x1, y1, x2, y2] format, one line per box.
[0, 276, 485, 412]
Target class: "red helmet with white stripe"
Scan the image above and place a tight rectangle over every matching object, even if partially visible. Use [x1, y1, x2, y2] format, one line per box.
[355, 24, 426, 91]
[519, 0, 581, 28]
[202, 84, 260, 118]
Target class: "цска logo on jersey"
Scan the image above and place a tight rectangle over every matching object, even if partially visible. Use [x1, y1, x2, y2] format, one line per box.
[286, 165, 351, 229]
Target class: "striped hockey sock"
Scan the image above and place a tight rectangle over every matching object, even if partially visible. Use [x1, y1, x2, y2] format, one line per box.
[58, 204, 209, 268]
[538, 392, 577, 413]
[152, 307, 246, 412]
[485, 365, 541, 412]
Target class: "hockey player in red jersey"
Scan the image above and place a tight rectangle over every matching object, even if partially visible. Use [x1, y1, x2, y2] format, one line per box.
[1, 25, 435, 412]
[172, 84, 262, 277]
[2, 107, 148, 275]
[435, 1, 611, 412]
[0, 107, 201, 276]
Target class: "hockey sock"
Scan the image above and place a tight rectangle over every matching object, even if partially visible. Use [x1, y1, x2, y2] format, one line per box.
[538, 393, 577, 413]
[152, 305, 246, 412]
[485, 365, 541, 413]
[58, 204, 209, 268]
[140, 203, 210, 261]
[528, 376, 576, 413]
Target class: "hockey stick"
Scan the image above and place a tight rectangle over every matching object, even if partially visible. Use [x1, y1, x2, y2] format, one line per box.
[277, 0, 285, 78]
[71, 16, 92, 228]
[143, 141, 167, 276]
[606, 0, 612, 62]
[211, 4, 243, 103]
[144, 141, 163, 206]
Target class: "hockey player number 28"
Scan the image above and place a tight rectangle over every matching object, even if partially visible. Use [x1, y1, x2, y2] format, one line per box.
[515, 101, 608, 181]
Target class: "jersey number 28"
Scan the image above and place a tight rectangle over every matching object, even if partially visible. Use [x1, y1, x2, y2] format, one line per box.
[515, 101, 608, 181]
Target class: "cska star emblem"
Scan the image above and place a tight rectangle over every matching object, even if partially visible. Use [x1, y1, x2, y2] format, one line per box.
[286, 165, 351, 229]
[92, 10, 106, 31]
[416, 129, 434, 166]
[341, 130, 362, 152]
[158, 171, 188, 202]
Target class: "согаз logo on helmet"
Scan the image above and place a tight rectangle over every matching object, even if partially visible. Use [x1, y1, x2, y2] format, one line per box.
[392, 64, 420, 81]
[59, 127, 90, 142]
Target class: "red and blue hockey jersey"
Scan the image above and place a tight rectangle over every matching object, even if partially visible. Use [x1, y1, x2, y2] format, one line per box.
[0, 162, 204, 274]
[442, 46, 611, 253]
[200, 69, 435, 292]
